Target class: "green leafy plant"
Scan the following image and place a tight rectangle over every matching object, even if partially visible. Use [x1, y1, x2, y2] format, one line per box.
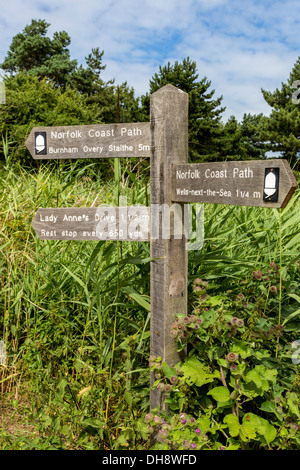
[145, 266, 300, 450]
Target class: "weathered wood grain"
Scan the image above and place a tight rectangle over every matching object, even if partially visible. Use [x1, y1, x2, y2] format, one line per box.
[172, 159, 297, 208]
[150, 84, 189, 411]
[26, 122, 151, 159]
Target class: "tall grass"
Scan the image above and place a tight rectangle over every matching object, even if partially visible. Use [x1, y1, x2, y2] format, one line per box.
[0, 156, 153, 446]
[0, 151, 299, 449]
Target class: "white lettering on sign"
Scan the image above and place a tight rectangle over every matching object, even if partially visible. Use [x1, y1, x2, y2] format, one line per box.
[51, 130, 82, 139]
[41, 229, 57, 237]
[120, 127, 142, 137]
[204, 169, 228, 178]
[176, 167, 254, 180]
[63, 214, 90, 222]
[61, 230, 78, 238]
[139, 144, 151, 152]
[40, 213, 58, 223]
[88, 128, 115, 138]
[176, 169, 201, 179]
[82, 230, 104, 238]
[49, 147, 79, 154]
[233, 167, 254, 178]
[94, 213, 116, 222]
[83, 145, 103, 153]
[108, 144, 134, 152]
[176, 188, 232, 197]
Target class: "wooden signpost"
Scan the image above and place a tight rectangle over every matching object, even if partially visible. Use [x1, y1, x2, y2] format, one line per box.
[172, 159, 297, 209]
[27, 84, 297, 413]
[26, 122, 151, 159]
[149, 85, 190, 409]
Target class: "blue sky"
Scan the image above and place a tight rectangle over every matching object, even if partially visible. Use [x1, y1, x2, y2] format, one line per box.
[0, 0, 299, 122]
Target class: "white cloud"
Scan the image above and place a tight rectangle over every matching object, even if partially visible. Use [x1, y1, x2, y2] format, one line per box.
[0, 0, 299, 121]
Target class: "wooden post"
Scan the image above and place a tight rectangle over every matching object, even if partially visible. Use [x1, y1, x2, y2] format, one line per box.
[150, 84, 189, 411]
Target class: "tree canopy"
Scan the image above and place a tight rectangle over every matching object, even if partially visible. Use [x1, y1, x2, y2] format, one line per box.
[1, 19, 299, 169]
[1, 19, 77, 89]
[141, 58, 269, 162]
[259, 58, 300, 168]
[0, 73, 102, 165]
[140, 58, 226, 162]
[0, 19, 141, 124]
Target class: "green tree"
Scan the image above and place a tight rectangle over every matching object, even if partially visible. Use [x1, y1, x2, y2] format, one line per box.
[68, 48, 107, 96]
[0, 19, 78, 90]
[0, 20, 114, 97]
[240, 113, 267, 159]
[1, 20, 142, 126]
[217, 113, 267, 161]
[216, 115, 245, 160]
[84, 78, 143, 124]
[141, 57, 226, 162]
[259, 57, 300, 168]
[0, 73, 102, 166]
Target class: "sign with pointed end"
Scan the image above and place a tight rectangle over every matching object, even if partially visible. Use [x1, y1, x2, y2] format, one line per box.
[25, 122, 151, 159]
[172, 159, 297, 209]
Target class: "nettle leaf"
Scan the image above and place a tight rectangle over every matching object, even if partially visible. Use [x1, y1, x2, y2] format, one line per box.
[260, 400, 283, 421]
[261, 366, 277, 384]
[115, 433, 129, 447]
[259, 400, 276, 413]
[161, 362, 177, 380]
[258, 418, 277, 444]
[57, 377, 68, 399]
[82, 418, 103, 430]
[201, 310, 219, 328]
[223, 414, 240, 437]
[204, 295, 224, 307]
[254, 350, 271, 360]
[287, 397, 300, 418]
[217, 358, 228, 368]
[208, 345, 226, 362]
[245, 369, 263, 388]
[240, 413, 277, 444]
[207, 386, 231, 402]
[196, 415, 211, 434]
[240, 419, 258, 441]
[244, 365, 277, 393]
[181, 357, 220, 387]
[230, 340, 252, 359]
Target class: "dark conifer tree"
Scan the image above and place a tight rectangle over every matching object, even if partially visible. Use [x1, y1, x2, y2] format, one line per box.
[141, 58, 226, 162]
[259, 57, 300, 168]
